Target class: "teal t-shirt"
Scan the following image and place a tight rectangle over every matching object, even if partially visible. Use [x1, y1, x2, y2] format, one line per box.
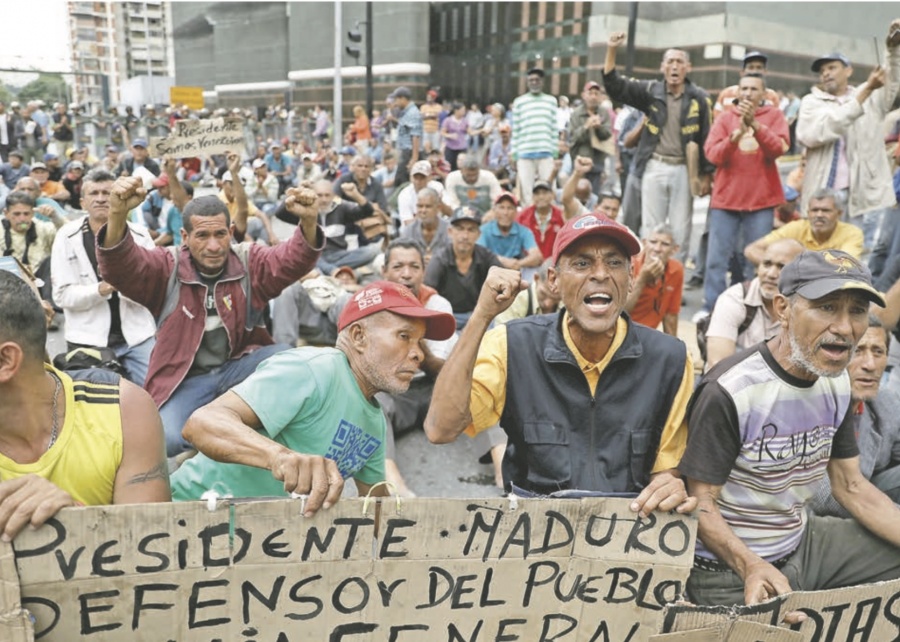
[171, 347, 386, 500]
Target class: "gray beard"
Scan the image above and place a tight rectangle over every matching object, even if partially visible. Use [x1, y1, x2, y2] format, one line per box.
[360, 357, 410, 396]
[787, 330, 849, 379]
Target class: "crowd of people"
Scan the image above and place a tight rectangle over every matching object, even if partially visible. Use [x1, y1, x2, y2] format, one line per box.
[2, 19, 900, 619]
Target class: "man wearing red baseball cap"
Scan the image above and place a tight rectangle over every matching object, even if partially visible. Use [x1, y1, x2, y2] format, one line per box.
[425, 213, 697, 518]
[171, 280, 454, 511]
[478, 191, 543, 272]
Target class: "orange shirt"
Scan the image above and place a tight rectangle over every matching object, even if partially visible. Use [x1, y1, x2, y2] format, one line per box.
[40, 180, 65, 197]
[630, 254, 684, 330]
[420, 103, 442, 134]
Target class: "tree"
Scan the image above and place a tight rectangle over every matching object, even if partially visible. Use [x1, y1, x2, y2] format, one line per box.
[17, 74, 68, 106]
[0, 83, 13, 105]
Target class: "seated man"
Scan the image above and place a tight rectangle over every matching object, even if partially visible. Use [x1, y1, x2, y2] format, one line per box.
[624, 224, 683, 336]
[97, 179, 324, 457]
[443, 155, 502, 215]
[681, 250, 900, 607]
[14, 176, 68, 225]
[399, 187, 450, 265]
[704, 238, 804, 369]
[30, 161, 70, 204]
[425, 214, 698, 518]
[516, 179, 566, 262]
[745, 187, 863, 264]
[2, 191, 56, 280]
[51, 169, 157, 386]
[272, 274, 353, 348]
[215, 160, 276, 246]
[170, 281, 456, 509]
[811, 316, 900, 515]
[245, 158, 280, 215]
[424, 206, 502, 330]
[375, 239, 458, 496]
[477, 191, 543, 272]
[395, 160, 448, 228]
[0, 270, 169, 541]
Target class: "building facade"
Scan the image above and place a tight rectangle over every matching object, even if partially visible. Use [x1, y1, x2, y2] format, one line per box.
[69, 1, 175, 111]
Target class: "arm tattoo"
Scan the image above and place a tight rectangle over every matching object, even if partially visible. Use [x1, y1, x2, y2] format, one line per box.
[127, 461, 169, 486]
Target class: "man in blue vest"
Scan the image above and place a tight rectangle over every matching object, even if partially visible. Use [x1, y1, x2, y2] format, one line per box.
[425, 213, 697, 517]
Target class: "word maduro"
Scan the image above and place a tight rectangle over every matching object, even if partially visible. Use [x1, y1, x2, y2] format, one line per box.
[10, 497, 697, 641]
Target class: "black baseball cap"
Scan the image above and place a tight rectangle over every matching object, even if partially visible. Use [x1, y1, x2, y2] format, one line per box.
[532, 180, 553, 193]
[778, 250, 885, 307]
[811, 52, 851, 73]
[449, 205, 482, 226]
[743, 51, 768, 66]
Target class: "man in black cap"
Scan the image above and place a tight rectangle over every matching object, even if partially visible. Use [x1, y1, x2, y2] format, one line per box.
[713, 51, 780, 117]
[424, 205, 502, 330]
[797, 19, 900, 276]
[511, 67, 560, 207]
[681, 249, 900, 608]
[391, 86, 422, 188]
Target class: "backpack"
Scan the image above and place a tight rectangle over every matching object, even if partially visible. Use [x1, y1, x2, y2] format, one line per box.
[696, 280, 757, 364]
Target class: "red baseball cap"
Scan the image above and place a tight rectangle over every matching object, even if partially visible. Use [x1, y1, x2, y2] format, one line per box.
[584, 80, 602, 91]
[551, 214, 642, 264]
[337, 281, 456, 340]
[152, 174, 169, 188]
[494, 191, 518, 207]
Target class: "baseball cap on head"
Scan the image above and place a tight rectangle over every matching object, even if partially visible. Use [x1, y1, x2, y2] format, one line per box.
[392, 86, 412, 99]
[551, 214, 642, 264]
[742, 51, 768, 66]
[132, 138, 148, 148]
[337, 280, 456, 340]
[30, 162, 47, 171]
[411, 160, 432, 176]
[778, 250, 885, 307]
[811, 52, 851, 72]
[583, 80, 602, 91]
[251, 158, 267, 169]
[532, 180, 553, 193]
[450, 205, 482, 226]
[494, 191, 519, 207]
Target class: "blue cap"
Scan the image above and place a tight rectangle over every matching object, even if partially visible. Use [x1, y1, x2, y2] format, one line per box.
[132, 138, 148, 148]
[340, 146, 356, 156]
[43, 152, 58, 162]
[784, 185, 799, 201]
[812, 52, 850, 72]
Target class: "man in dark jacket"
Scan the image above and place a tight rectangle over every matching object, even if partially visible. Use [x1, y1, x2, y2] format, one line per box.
[603, 31, 714, 263]
[98, 178, 323, 456]
[567, 81, 613, 194]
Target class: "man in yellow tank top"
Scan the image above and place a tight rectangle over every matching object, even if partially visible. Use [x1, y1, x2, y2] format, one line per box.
[0, 271, 170, 542]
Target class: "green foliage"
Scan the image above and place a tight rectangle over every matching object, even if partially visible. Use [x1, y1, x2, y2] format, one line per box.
[0, 84, 13, 105]
[17, 74, 68, 105]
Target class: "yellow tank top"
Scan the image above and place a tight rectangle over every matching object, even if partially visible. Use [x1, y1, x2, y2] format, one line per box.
[0, 365, 123, 506]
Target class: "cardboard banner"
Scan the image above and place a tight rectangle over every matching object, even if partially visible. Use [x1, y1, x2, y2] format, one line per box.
[149, 117, 244, 158]
[7, 496, 697, 641]
[662, 578, 900, 641]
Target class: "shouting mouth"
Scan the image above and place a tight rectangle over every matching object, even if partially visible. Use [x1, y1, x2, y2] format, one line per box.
[583, 292, 613, 314]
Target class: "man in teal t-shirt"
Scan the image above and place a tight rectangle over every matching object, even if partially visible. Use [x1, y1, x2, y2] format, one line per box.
[171, 280, 456, 515]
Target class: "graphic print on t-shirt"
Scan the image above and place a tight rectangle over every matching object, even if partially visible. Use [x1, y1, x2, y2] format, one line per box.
[325, 419, 382, 478]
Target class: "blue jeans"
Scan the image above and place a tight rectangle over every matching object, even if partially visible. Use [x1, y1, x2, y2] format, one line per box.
[112, 337, 156, 388]
[161, 343, 290, 456]
[703, 208, 773, 312]
[318, 243, 382, 276]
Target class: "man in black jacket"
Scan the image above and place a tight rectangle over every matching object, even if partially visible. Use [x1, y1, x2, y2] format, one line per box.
[603, 31, 714, 263]
[114, 138, 161, 178]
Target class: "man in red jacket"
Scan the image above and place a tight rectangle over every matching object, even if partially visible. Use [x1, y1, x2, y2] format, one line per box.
[700, 73, 789, 316]
[98, 178, 323, 456]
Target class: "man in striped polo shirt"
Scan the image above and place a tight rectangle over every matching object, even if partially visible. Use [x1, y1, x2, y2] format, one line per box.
[511, 67, 559, 207]
[680, 250, 900, 608]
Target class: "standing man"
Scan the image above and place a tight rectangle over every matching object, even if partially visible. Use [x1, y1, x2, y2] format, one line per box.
[511, 68, 559, 207]
[50, 103, 74, 160]
[170, 280, 455, 506]
[567, 81, 614, 194]
[713, 51, 781, 116]
[700, 72, 789, 319]
[424, 214, 697, 513]
[392, 86, 423, 188]
[797, 21, 900, 269]
[424, 206, 502, 330]
[625, 224, 683, 336]
[603, 32, 714, 263]
[681, 250, 900, 607]
[51, 169, 157, 386]
[97, 180, 324, 456]
[0, 102, 13, 162]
